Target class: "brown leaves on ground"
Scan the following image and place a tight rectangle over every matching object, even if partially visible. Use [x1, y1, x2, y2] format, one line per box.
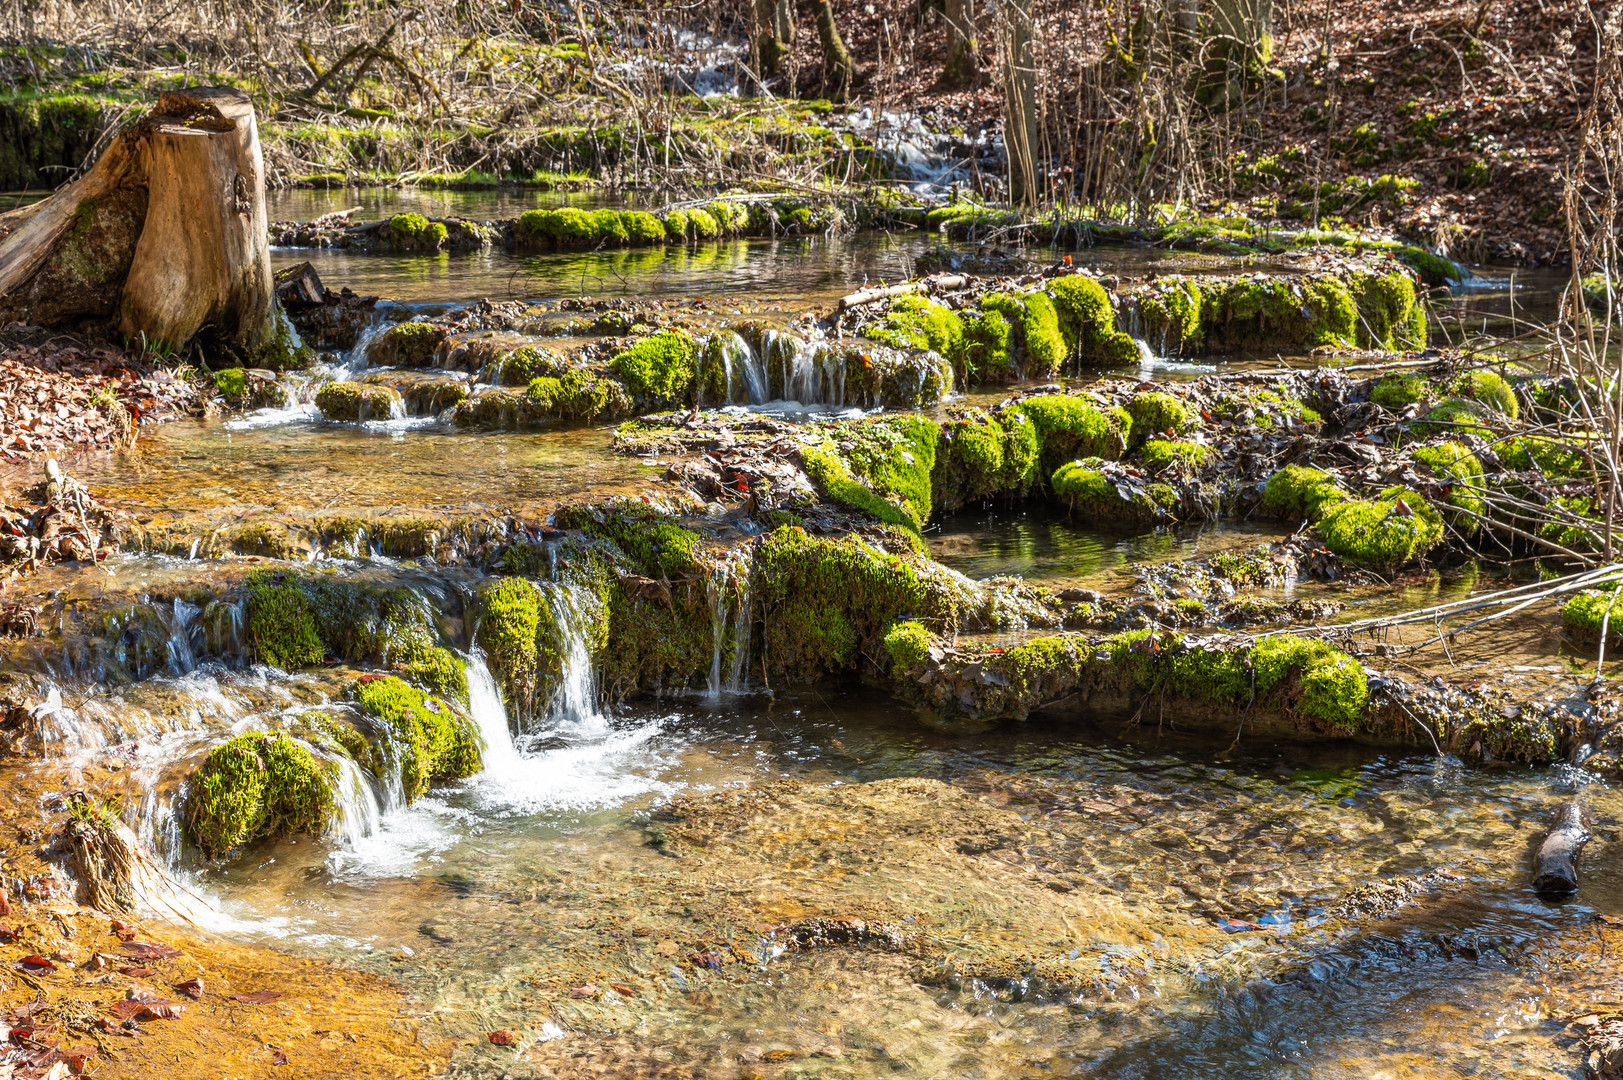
[227, 990, 283, 1004]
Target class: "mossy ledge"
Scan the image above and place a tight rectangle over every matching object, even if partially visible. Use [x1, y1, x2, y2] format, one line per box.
[886, 628, 1569, 763]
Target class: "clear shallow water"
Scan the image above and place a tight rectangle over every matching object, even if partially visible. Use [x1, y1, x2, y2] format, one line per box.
[86, 674, 1618, 1080]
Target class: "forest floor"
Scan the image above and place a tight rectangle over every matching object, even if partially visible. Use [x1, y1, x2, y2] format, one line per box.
[1, 0, 1601, 265]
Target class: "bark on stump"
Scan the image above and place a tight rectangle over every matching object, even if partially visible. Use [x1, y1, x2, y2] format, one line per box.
[0, 86, 285, 364]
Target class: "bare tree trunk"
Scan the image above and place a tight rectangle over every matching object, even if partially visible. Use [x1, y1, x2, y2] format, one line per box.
[811, 0, 855, 102]
[940, 0, 978, 89]
[756, 0, 794, 81]
[0, 86, 287, 364]
[1207, 0, 1274, 95]
[1003, 0, 1039, 206]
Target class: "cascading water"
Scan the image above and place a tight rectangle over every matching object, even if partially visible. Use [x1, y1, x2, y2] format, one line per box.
[705, 556, 754, 699]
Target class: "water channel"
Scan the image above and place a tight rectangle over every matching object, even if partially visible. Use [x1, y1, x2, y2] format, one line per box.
[0, 190, 1612, 1078]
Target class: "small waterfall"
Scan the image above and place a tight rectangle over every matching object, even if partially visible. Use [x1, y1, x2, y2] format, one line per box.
[467, 649, 521, 771]
[538, 583, 605, 729]
[766, 330, 836, 406]
[705, 566, 729, 699]
[720, 332, 770, 406]
[162, 597, 201, 675]
[704, 556, 753, 698]
[726, 564, 753, 693]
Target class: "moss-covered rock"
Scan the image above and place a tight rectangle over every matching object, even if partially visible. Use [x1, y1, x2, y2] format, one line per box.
[1139, 439, 1211, 473]
[1259, 465, 1346, 520]
[1016, 394, 1132, 471]
[882, 620, 932, 672]
[1051, 460, 1179, 525]
[366, 321, 446, 367]
[1450, 369, 1519, 419]
[1370, 371, 1428, 410]
[184, 733, 334, 858]
[862, 294, 963, 357]
[388, 213, 449, 254]
[243, 570, 450, 675]
[316, 380, 403, 422]
[526, 369, 633, 422]
[607, 330, 699, 410]
[360, 371, 468, 414]
[1413, 441, 1486, 520]
[352, 675, 480, 800]
[755, 527, 975, 680]
[474, 577, 542, 707]
[934, 409, 1039, 508]
[1316, 487, 1444, 569]
[488, 344, 565, 385]
[1561, 588, 1623, 648]
[1415, 396, 1492, 438]
[515, 207, 651, 249]
[964, 290, 1066, 381]
[1049, 274, 1138, 365]
[1127, 392, 1197, 441]
[802, 416, 940, 533]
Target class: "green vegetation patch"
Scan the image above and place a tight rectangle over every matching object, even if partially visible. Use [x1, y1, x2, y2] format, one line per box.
[184, 733, 334, 858]
[352, 675, 480, 800]
[316, 380, 402, 422]
[1051, 459, 1179, 524]
[1260, 465, 1346, 520]
[607, 330, 699, 409]
[1316, 487, 1444, 569]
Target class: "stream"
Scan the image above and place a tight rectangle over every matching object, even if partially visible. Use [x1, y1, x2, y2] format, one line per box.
[1, 191, 1614, 1079]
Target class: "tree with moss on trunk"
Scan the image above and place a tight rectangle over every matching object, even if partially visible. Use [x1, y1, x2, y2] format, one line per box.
[1202, 0, 1274, 106]
[810, 0, 855, 101]
[1003, 0, 1039, 206]
[939, 0, 978, 88]
[754, 0, 794, 83]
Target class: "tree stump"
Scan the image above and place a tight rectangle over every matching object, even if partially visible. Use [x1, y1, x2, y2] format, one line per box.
[0, 86, 288, 365]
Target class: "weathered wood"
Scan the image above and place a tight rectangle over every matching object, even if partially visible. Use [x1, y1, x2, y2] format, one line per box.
[119, 87, 277, 356]
[837, 274, 971, 311]
[1532, 801, 1590, 896]
[0, 86, 284, 362]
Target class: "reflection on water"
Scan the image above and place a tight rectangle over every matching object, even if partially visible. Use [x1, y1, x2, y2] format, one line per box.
[267, 186, 621, 223]
[929, 502, 1273, 585]
[271, 232, 977, 308]
[0, 417, 651, 517]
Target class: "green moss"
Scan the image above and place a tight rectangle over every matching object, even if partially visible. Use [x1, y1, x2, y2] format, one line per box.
[352, 676, 480, 800]
[1017, 395, 1132, 466]
[1248, 637, 1369, 732]
[1354, 269, 1427, 350]
[1260, 466, 1345, 519]
[492, 345, 561, 385]
[688, 208, 721, 239]
[1316, 487, 1444, 568]
[1502, 436, 1586, 477]
[958, 308, 1012, 383]
[213, 367, 247, 402]
[184, 733, 334, 858]
[368, 321, 444, 367]
[882, 620, 932, 671]
[517, 207, 614, 246]
[401, 645, 470, 706]
[938, 409, 1040, 504]
[1140, 439, 1210, 473]
[663, 209, 691, 240]
[1451, 369, 1518, 419]
[554, 502, 703, 580]
[1562, 588, 1623, 644]
[1412, 442, 1486, 519]
[620, 210, 668, 244]
[802, 418, 941, 535]
[607, 330, 698, 409]
[863, 295, 963, 357]
[475, 577, 541, 703]
[1371, 371, 1428, 410]
[1136, 281, 1204, 352]
[755, 527, 971, 679]
[1051, 459, 1179, 524]
[1128, 392, 1197, 440]
[525, 369, 633, 422]
[1416, 397, 1492, 439]
[244, 570, 325, 668]
[976, 291, 1065, 379]
[316, 380, 402, 422]
[388, 212, 448, 252]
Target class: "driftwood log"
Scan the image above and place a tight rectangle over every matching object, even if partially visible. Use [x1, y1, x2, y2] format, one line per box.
[1532, 801, 1591, 897]
[0, 86, 286, 363]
